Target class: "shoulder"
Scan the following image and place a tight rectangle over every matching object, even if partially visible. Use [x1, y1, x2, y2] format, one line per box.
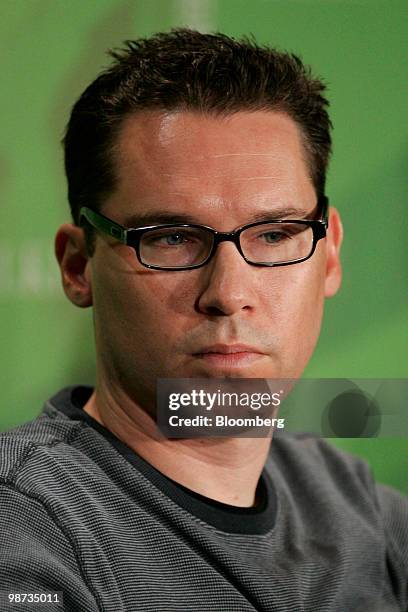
[268, 435, 408, 607]
[268, 433, 408, 532]
[0, 411, 84, 481]
[0, 408, 113, 545]
[375, 482, 408, 579]
[269, 434, 408, 580]
[270, 433, 379, 490]
[0, 414, 100, 608]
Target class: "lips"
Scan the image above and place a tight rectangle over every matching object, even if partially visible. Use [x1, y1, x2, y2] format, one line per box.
[193, 343, 264, 356]
[192, 344, 266, 368]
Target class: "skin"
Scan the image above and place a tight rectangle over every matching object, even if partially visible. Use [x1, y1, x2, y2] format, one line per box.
[55, 110, 343, 506]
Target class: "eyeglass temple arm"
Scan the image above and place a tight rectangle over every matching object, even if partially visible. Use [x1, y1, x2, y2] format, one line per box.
[319, 195, 329, 228]
[79, 207, 128, 243]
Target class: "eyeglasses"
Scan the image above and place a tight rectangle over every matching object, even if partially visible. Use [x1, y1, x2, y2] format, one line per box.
[79, 196, 328, 271]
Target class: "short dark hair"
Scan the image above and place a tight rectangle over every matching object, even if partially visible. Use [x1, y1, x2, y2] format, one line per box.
[63, 28, 332, 252]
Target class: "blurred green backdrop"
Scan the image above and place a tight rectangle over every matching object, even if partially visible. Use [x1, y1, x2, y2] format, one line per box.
[1, 1, 407, 492]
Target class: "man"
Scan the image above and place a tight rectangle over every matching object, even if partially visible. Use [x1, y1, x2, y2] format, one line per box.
[0, 29, 407, 612]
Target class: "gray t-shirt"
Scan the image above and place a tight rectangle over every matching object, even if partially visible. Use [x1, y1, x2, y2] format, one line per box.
[0, 386, 407, 611]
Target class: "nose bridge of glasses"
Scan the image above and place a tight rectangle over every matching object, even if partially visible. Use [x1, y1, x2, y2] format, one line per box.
[212, 230, 241, 248]
[200, 229, 248, 274]
[202, 230, 246, 268]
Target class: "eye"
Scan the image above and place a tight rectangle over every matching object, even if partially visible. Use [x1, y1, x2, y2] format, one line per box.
[253, 223, 305, 245]
[259, 230, 289, 244]
[143, 228, 201, 248]
[161, 232, 188, 246]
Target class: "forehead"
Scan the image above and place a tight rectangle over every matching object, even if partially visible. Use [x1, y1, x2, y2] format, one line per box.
[107, 110, 315, 222]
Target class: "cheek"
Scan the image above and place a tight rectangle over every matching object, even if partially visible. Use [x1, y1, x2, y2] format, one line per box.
[91, 252, 191, 355]
[261, 261, 326, 368]
[130, 274, 194, 328]
[262, 258, 325, 313]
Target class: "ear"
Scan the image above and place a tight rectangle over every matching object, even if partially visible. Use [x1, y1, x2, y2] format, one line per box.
[324, 206, 343, 298]
[55, 223, 93, 307]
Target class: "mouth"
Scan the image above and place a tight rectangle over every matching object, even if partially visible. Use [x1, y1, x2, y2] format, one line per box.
[192, 344, 266, 367]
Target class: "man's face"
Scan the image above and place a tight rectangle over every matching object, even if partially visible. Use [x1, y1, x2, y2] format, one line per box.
[86, 110, 342, 407]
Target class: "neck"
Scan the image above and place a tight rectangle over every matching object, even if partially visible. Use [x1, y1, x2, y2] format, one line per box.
[83, 379, 272, 507]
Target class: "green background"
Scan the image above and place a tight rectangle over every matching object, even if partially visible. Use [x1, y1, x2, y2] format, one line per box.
[1, 1, 407, 492]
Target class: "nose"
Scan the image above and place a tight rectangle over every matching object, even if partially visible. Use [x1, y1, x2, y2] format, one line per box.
[196, 241, 258, 316]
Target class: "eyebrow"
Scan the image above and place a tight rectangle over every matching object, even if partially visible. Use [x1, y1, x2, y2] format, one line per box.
[122, 206, 315, 228]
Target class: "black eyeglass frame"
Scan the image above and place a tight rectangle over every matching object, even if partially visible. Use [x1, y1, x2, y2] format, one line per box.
[79, 195, 329, 271]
